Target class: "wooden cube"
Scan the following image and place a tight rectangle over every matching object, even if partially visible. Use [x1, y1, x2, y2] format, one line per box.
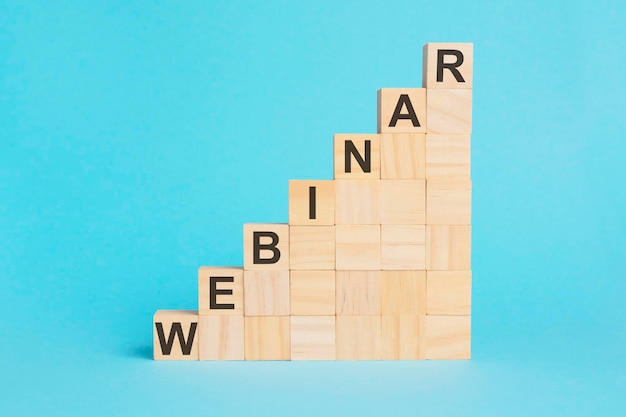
[290, 270, 335, 316]
[426, 134, 471, 179]
[381, 225, 426, 270]
[291, 316, 336, 360]
[426, 89, 472, 134]
[243, 270, 290, 316]
[425, 315, 471, 359]
[335, 180, 380, 225]
[289, 180, 335, 225]
[380, 270, 426, 315]
[334, 134, 380, 179]
[426, 179, 471, 225]
[377, 88, 427, 133]
[243, 223, 289, 270]
[153, 310, 199, 360]
[382, 315, 425, 360]
[336, 270, 381, 315]
[289, 226, 335, 270]
[381, 180, 426, 224]
[336, 225, 381, 270]
[380, 133, 426, 179]
[198, 315, 244, 361]
[427, 271, 472, 315]
[198, 267, 244, 316]
[244, 316, 290, 360]
[426, 225, 471, 270]
[423, 43, 473, 89]
[336, 316, 381, 360]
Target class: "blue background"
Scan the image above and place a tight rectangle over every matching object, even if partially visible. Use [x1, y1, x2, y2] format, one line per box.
[1, 1, 625, 415]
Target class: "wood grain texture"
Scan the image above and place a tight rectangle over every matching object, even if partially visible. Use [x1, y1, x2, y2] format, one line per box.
[380, 270, 426, 315]
[243, 223, 289, 270]
[290, 316, 336, 360]
[335, 225, 381, 270]
[426, 134, 471, 179]
[289, 226, 335, 270]
[336, 270, 381, 316]
[381, 225, 426, 270]
[290, 270, 335, 316]
[381, 315, 425, 360]
[427, 271, 472, 315]
[380, 180, 426, 224]
[422, 43, 473, 89]
[377, 88, 427, 133]
[426, 179, 472, 225]
[334, 134, 380, 179]
[198, 267, 244, 316]
[198, 315, 244, 361]
[289, 180, 335, 225]
[426, 89, 472, 134]
[243, 270, 290, 316]
[380, 133, 426, 179]
[335, 179, 380, 225]
[153, 310, 199, 361]
[425, 315, 471, 359]
[336, 316, 382, 360]
[244, 316, 290, 360]
[426, 225, 471, 270]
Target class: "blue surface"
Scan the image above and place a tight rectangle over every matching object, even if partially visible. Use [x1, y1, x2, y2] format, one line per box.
[1, 1, 625, 415]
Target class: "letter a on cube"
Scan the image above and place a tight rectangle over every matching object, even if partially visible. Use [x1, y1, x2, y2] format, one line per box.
[378, 89, 427, 133]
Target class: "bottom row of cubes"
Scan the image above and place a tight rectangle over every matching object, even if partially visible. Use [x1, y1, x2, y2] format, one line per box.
[153, 311, 470, 361]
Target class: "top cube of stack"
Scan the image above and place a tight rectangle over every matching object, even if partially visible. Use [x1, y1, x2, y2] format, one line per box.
[422, 43, 473, 89]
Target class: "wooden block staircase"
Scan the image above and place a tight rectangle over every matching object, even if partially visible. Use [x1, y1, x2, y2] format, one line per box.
[153, 42, 473, 361]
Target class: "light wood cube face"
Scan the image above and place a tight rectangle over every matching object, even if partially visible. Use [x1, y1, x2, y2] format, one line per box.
[198, 267, 244, 316]
[335, 225, 381, 270]
[381, 225, 426, 270]
[425, 315, 471, 360]
[243, 270, 290, 316]
[334, 134, 380, 179]
[422, 43, 473, 89]
[377, 88, 427, 133]
[381, 180, 426, 224]
[426, 179, 472, 225]
[336, 316, 382, 360]
[427, 89, 472, 134]
[335, 180, 380, 225]
[426, 134, 471, 179]
[244, 316, 290, 360]
[290, 270, 335, 316]
[289, 226, 335, 270]
[426, 225, 471, 270]
[199, 315, 244, 361]
[382, 315, 425, 360]
[153, 310, 199, 361]
[380, 271, 426, 315]
[290, 316, 336, 360]
[380, 133, 426, 179]
[336, 270, 381, 316]
[243, 223, 290, 270]
[427, 271, 472, 315]
[289, 180, 335, 225]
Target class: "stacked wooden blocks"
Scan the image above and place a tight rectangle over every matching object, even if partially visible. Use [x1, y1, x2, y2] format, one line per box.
[154, 42, 473, 361]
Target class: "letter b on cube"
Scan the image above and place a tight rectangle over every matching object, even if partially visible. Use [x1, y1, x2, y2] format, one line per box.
[244, 223, 290, 270]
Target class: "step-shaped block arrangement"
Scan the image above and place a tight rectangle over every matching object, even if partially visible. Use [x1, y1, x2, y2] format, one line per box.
[154, 42, 473, 361]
